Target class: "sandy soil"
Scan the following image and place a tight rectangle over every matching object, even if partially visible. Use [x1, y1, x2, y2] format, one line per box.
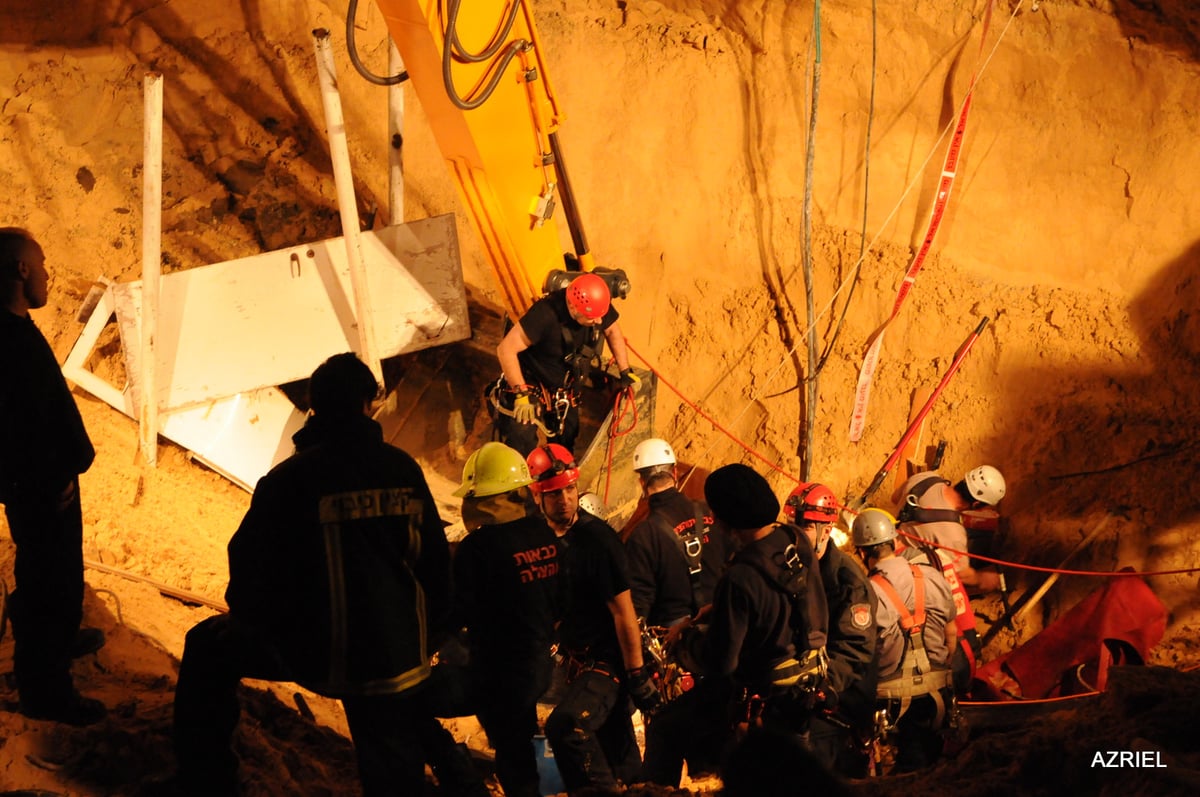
[3, 0, 1200, 794]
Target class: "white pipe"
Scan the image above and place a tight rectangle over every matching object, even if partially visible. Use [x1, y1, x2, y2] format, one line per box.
[140, 72, 162, 467]
[388, 37, 405, 226]
[313, 28, 382, 382]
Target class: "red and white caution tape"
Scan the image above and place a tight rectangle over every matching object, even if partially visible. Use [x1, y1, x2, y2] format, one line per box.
[849, 2, 996, 443]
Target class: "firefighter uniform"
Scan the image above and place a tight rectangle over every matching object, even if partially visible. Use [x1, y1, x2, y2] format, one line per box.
[809, 543, 878, 774]
[625, 487, 734, 627]
[869, 553, 956, 772]
[642, 523, 829, 786]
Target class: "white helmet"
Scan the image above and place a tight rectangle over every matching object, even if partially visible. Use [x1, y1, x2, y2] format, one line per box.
[851, 508, 898, 548]
[579, 492, 607, 518]
[964, 465, 1006, 506]
[633, 437, 676, 471]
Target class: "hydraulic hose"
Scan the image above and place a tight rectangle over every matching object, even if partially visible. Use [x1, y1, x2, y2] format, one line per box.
[346, 0, 408, 86]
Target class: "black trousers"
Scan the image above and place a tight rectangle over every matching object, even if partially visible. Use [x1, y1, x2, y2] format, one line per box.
[174, 614, 478, 796]
[5, 480, 85, 706]
[428, 656, 552, 797]
[544, 667, 639, 792]
[640, 678, 734, 787]
[495, 386, 580, 458]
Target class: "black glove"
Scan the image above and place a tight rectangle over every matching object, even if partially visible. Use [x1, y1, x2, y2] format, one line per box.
[618, 368, 641, 389]
[626, 666, 664, 715]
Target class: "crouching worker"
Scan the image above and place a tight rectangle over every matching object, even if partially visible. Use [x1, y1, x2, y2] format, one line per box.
[445, 442, 561, 797]
[640, 464, 830, 788]
[852, 508, 958, 774]
[165, 353, 478, 796]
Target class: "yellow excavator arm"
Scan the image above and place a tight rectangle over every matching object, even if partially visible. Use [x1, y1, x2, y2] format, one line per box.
[372, 0, 597, 316]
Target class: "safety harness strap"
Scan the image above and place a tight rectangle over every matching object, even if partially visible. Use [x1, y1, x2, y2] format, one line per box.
[872, 563, 948, 722]
[649, 503, 710, 613]
[901, 475, 961, 525]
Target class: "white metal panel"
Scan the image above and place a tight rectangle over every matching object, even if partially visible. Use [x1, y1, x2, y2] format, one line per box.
[115, 214, 467, 410]
[158, 389, 307, 491]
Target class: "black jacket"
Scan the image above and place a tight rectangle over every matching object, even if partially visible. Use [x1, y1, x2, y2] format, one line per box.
[0, 311, 94, 503]
[224, 413, 451, 698]
[819, 544, 878, 724]
[624, 488, 733, 626]
[693, 525, 828, 693]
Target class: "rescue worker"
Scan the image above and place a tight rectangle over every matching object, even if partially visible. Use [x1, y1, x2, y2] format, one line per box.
[528, 444, 662, 793]
[897, 465, 1006, 593]
[783, 482, 877, 776]
[578, 491, 607, 520]
[897, 465, 1004, 693]
[168, 353, 476, 796]
[495, 273, 637, 457]
[640, 464, 829, 788]
[852, 508, 957, 774]
[449, 442, 561, 797]
[625, 437, 734, 629]
[1, 227, 107, 726]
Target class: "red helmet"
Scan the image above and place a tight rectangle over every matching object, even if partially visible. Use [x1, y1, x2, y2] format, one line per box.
[784, 482, 840, 523]
[565, 273, 611, 320]
[526, 444, 580, 494]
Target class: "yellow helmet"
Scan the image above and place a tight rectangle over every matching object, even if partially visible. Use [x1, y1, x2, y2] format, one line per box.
[454, 442, 533, 498]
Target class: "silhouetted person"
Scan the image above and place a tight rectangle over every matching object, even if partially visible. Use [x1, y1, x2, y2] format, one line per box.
[167, 353, 477, 796]
[1, 227, 106, 726]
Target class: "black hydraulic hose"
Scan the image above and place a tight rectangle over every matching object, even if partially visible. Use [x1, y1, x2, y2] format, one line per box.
[346, 0, 408, 86]
[443, 0, 528, 110]
[550, 132, 589, 258]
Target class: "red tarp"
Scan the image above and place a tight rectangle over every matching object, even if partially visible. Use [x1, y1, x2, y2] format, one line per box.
[973, 571, 1166, 700]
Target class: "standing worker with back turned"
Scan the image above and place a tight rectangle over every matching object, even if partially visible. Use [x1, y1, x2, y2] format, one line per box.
[167, 353, 475, 796]
[449, 441, 561, 797]
[625, 437, 734, 631]
[641, 464, 830, 788]
[853, 508, 957, 773]
[495, 273, 637, 457]
[0, 227, 106, 727]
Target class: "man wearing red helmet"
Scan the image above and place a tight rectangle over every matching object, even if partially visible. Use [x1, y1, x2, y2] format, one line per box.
[784, 482, 877, 776]
[495, 273, 636, 456]
[526, 444, 662, 792]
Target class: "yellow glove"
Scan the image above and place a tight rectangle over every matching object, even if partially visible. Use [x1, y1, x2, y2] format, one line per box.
[513, 394, 540, 425]
[619, 368, 641, 389]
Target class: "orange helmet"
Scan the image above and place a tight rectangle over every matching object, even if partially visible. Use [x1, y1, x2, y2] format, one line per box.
[784, 482, 840, 523]
[526, 443, 580, 494]
[565, 273, 611, 320]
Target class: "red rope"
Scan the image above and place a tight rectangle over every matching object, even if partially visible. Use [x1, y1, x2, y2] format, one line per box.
[895, 528, 1200, 578]
[626, 342, 798, 483]
[602, 385, 639, 504]
[619, 348, 1200, 579]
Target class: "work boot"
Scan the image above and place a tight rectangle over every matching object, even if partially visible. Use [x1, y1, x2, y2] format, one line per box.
[72, 627, 106, 659]
[19, 690, 107, 726]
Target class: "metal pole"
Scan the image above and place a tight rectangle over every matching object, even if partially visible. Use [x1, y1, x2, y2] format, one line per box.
[388, 37, 405, 226]
[313, 28, 383, 382]
[140, 72, 162, 467]
[851, 317, 990, 509]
